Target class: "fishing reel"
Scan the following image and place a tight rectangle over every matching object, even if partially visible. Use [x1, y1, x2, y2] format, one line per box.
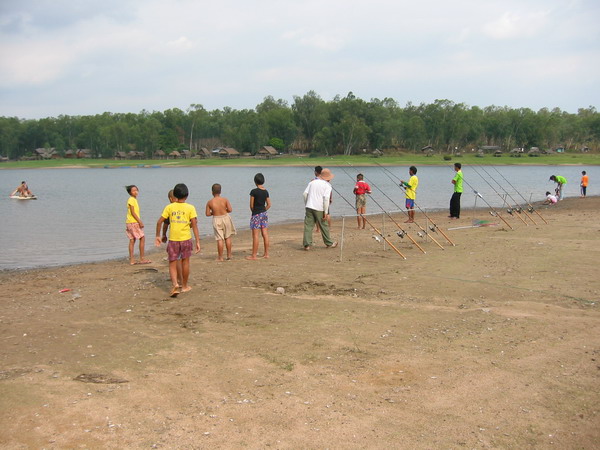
[417, 231, 424, 238]
[528, 206, 534, 213]
[396, 230, 406, 239]
[506, 208, 513, 215]
[429, 225, 437, 232]
[515, 207, 522, 213]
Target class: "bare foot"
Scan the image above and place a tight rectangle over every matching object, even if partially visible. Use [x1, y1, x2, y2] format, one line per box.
[245, 255, 258, 260]
[262, 254, 269, 259]
[138, 260, 152, 264]
[180, 286, 192, 293]
[216, 257, 224, 262]
[404, 220, 414, 223]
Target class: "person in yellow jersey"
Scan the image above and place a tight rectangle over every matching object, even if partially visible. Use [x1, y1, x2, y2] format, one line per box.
[155, 183, 201, 297]
[400, 166, 419, 223]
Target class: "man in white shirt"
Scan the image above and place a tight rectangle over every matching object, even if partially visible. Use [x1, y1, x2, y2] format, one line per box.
[302, 168, 338, 250]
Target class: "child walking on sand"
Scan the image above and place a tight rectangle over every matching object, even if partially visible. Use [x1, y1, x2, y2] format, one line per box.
[206, 183, 236, 261]
[161, 189, 182, 287]
[125, 185, 151, 265]
[155, 183, 200, 297]
[246, 173, 271, 260]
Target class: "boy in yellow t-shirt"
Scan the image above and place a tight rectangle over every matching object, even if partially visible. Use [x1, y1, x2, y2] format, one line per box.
[125, 185, 150, 265]
[155, 183, 200, 297]
[400, 166, 419, 223]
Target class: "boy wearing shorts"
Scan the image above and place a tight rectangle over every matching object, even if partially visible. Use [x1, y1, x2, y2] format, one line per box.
[353, 174, 371, 229]
[400, 166, 419, 223]
[155, 183, 200, 297]
[205, 183, 236, 261]
[247, 173, 271, 260]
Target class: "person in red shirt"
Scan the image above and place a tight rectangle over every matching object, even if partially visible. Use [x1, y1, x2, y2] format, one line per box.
[353, 173, 372, 229]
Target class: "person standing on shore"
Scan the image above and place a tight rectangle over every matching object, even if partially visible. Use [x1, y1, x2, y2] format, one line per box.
[205, 183, 236, 261]
[549, 175, 567, 200]
[155, 183, 200, 297]
[353, 173, 371, 229]
[302, 168, 337, 250]
[247, 173, 271, 260]
[400, 166, 418, 223]
[580, 171, 588, 198]
[449, 163, 463, 220]
[125, 185, 151, 265]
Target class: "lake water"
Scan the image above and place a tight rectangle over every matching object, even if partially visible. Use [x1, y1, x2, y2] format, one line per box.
[0, 164, 592, 270]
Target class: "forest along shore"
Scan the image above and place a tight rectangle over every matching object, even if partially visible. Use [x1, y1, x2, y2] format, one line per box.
[0, 197, 598, 448]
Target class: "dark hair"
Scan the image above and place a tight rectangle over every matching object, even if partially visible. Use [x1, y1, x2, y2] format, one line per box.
[125, 185, 137, 195]
[173, 183, 189, 199]
[314, 166, 323, 174]
[454, 163, 461, 169]
[582, 171, 586, 175]
[212, 183, 221, 195]
[549, 175, 556, 181]
[254, 173, 265, 185]
[546, 191, 551, 195]
[409, 166, 417, 174]
[357, 173, 363, 180]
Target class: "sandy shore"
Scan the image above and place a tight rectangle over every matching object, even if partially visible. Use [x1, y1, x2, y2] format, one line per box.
[1, 197, 599, 448]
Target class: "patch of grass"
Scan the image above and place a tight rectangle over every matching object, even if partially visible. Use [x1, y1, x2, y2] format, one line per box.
[260, 353, 295, 371]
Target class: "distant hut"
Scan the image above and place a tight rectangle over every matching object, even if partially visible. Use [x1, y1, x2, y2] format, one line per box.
[33, 148, 48, 160]
[197, 147, 211, 159]
[479, 145, 500, 154]
[421, 145, 434, 157]
[64, 149, 76, 159]
[509, 148, 523, 157]
[372, 148, 384, 158]
[255, 146, 279, 159]
[527, 147, 541, 157]
[181, 150, 193, 159]
[114, 151, 128, 160]
[169, 150, 181, 159]
[76, 148, 92, 159]
[493, 149, 503, 157]
[219, 147, 240, 158]
[153, 150, 166, 159]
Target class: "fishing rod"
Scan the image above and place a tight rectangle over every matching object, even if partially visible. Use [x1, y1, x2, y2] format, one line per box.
[374, 162, 456, 246]
[471, 164, 538, 225]
[469, 166, 529, 226]
[298, 158, 407, 259]
[488, 166, 548, 224]
[341, 161, 445, 250]
[456, 168, 514, 230]
[335, 163, 428, 254]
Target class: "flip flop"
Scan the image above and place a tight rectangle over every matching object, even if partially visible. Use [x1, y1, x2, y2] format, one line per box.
[170, 286, 180, 298]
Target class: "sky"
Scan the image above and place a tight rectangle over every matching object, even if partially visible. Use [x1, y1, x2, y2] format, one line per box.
[0, 0, 599, 119]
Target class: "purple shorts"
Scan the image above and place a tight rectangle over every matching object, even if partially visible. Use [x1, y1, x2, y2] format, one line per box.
[250, 212, 268, 230]
[166, 239, 193, 261]
[405, 199, 415, 209]
[125, 223, 144, 240]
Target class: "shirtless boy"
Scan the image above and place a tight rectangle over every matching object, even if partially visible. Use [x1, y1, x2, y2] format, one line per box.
[205, 183, 236, 261]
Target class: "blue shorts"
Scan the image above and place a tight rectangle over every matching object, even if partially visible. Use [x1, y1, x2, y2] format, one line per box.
[250, 211, 268, 230]
[405, 199, 415, 209]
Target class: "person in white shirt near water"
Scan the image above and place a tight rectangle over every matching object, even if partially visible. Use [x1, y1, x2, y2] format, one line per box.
[302, 168, 338, 251]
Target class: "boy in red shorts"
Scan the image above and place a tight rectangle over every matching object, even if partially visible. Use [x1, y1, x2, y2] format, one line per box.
[155, 183, 201, 297]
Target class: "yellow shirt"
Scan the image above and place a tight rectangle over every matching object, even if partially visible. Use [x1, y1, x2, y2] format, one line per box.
[126, 197, 140, 224]
[161, 202, 198, 241]
[405, 175, 418, 200]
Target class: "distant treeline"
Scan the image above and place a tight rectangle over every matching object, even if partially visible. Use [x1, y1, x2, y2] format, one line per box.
[1, 91, 599, 159]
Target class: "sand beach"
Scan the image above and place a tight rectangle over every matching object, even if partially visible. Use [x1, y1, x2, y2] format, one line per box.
[0, 197, 599, 448]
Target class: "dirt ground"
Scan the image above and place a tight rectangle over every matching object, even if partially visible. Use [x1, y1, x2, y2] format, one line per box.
[1, 197, 599, 449]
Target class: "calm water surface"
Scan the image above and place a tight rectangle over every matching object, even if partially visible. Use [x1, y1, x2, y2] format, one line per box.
[0, 164, 592, 270]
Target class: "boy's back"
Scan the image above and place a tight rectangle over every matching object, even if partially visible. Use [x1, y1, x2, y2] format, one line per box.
[207, 196, 231, 216]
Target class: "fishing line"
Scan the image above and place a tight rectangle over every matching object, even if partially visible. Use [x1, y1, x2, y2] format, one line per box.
[298, 158, 407, 259]
[341, 161, 445, 250]
[374, 162, 456, 246]
[334, 163, 428, 253]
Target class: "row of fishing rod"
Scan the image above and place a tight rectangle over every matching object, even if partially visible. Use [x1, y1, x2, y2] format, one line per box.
[300, 158, 548, 260]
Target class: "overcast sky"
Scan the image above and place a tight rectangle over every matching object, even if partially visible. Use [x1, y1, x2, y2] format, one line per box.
[1, 0, 598, 119]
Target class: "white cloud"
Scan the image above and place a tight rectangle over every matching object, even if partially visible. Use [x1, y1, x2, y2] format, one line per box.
[482, 10, 550, 40]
